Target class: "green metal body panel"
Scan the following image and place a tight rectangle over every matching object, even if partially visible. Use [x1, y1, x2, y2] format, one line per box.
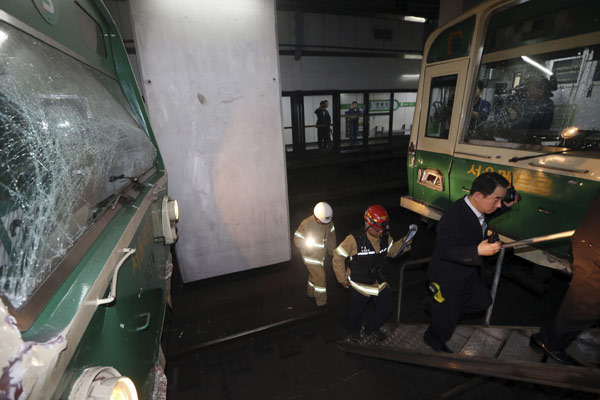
[21, 173, 166, 341]
[4, 0, 116, 74]
[413, 150, 600, 258]
[50, 182, 170, 399]
[413, 149, 453, 211]
[1, 0, 171, 397]
[427, 15, 475, 63]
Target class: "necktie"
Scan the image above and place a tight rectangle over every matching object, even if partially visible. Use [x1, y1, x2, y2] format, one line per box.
[479, 215, 487, 237]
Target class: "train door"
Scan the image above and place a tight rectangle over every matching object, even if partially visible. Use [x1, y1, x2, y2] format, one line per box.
[411, 59, 469, 213]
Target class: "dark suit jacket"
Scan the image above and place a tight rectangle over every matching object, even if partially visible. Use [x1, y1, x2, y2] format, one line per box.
[429, 196, 509, 291]
[314, 108, 331, 127]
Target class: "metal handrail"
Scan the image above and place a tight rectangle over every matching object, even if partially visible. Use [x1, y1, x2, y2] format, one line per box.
[396, 257, 431, 323]
[395, 231, 575, 327]
[484, 229, 575, 326]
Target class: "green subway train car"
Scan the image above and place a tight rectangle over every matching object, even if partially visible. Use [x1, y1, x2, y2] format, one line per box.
[0, 1, 178, 399]
[402, 0, 600, 271]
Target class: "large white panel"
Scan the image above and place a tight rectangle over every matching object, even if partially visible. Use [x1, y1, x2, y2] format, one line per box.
[130, 0, 290, 282]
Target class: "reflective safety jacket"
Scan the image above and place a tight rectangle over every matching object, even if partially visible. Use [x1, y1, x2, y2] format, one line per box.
[294, 215, 336, 266]
[333, 229, 410, 296]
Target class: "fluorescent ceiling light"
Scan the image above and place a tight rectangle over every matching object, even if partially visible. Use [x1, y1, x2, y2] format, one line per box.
[0, 31, 7, 46]
[401, 74, 420, 80]
[404, 54, 423, 60]
[521, 55, 553, 76]
[403, 16, 426, 23]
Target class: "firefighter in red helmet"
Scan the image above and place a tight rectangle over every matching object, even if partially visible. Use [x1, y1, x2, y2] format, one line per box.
[332, 205, 412, 342]
[294, 202, 336, 309]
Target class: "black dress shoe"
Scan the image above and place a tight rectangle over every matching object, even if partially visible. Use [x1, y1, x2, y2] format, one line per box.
[349, 332, 363, 344]
[368, 329, 387, 341]
[424, 333, 453, 353]
[529, 333, 573, 365]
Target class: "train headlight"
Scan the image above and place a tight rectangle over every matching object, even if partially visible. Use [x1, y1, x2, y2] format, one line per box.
[560, 126, 579, 139]
[162, 196, 179, 244]
[69, 367, 138, 400]
[168, 199, 179, 222]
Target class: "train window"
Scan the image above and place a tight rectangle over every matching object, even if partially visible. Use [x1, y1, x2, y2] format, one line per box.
[483, 0, 599, 54]
[0, 22, 156, 309]
[75, 4, 107, 58]
[464, 45, 600, 156]
[425, 75, 457, 139]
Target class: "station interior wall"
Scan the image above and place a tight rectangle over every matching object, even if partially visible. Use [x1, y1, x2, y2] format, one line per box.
[104, 0, 432, 281]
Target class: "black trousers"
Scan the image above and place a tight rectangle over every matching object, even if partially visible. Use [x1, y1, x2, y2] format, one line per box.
[317, 127, 330, 149]
[348, 286, 392, 334]
[541, 241, 600, 351]
[424, 273, 491, 348]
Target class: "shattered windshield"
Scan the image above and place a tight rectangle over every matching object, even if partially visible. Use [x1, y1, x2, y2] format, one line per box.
[0, 22, 157, 309]
[464, 45, 600, 154]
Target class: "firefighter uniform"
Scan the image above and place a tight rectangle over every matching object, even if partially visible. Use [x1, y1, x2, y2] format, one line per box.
[294, 215, 336, 306]
[333, 228, 410, 336]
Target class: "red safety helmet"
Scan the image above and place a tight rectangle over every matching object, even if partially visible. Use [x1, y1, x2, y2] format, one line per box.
[364, 205, 389, 231]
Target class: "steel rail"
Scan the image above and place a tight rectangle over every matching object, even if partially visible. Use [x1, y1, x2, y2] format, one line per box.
[168, 308, 326, 362]
[338, 342, 600, 394]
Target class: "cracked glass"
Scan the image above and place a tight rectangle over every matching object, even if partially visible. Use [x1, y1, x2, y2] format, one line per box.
[0, 22, 157, 309]
[465, 45, 600, 153]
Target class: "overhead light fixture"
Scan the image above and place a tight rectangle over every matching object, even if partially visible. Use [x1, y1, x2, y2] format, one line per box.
[401, 74, 420, 80]
[0, 31, 7, 46]
[403, 16, 427, 23]
[404, 54, 423, 60]
[521, 56, 553, 76]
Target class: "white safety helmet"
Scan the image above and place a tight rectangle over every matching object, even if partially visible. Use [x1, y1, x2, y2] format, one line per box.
[313, 202, 333, 224]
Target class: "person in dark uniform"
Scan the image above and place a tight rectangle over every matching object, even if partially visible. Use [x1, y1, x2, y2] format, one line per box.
[471, 80, 491, 123]
[332, 205, 412, 343]
[424, 172, 520, 352]
[314, 100, 331, 149]
[345, 101, 361, 145]
[530, 190, 600, 364]
[508, 76, 555, 131]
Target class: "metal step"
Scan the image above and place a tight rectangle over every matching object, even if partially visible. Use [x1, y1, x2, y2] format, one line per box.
[338, 323, 600, 394]
[497, 328, 542, 362]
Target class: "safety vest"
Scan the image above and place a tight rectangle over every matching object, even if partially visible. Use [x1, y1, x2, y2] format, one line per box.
[347, 229, 391, 296]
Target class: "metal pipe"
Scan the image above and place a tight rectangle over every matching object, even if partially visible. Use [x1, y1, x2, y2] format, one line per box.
[396, 257, 431, 323]
[484, 248, 505, 326]
[501, 230, 574, 249]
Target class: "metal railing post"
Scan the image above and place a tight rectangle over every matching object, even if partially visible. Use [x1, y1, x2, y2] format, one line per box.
[484, 247, 505, 326]
[396, 257, 431, 323]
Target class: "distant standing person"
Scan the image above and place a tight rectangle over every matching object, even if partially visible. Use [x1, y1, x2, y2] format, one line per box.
[345, 101, 361, 145]
[315, 100, 332, 149]
[294, 202, 336, 310]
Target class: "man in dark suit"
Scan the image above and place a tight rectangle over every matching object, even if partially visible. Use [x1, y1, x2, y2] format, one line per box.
[424, 172, 519, 352]
[530, 190, 600, 364]
[314, 100, 331, 149]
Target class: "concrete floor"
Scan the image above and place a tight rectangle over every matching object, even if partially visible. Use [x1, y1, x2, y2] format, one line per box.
[162, 147, 596, 399]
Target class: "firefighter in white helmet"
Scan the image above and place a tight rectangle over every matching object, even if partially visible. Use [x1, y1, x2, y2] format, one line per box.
[294, 202, 336, 309]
